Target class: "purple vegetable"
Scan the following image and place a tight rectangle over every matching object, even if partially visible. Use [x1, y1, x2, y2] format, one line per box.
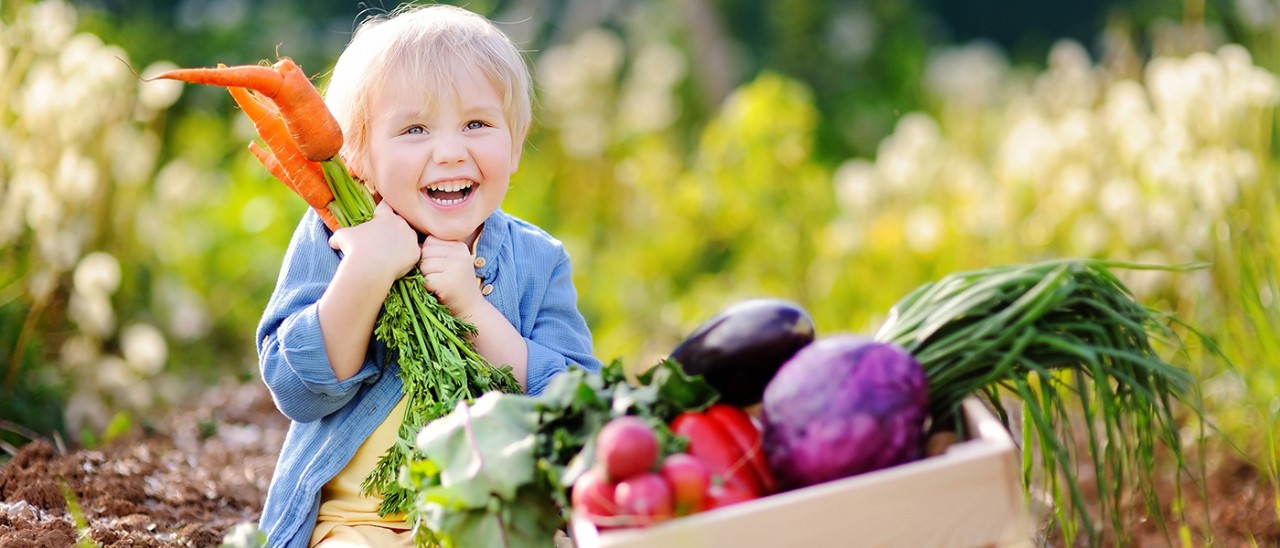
[670, 298, 815, 407]
[761, 336, 928, 490]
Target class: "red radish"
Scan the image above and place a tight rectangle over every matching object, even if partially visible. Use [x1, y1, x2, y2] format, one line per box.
[571, 468, 618, 525]
[595, 416, 659, 481]
[614, 472, 674, 526]
[659, 453, 710, 515]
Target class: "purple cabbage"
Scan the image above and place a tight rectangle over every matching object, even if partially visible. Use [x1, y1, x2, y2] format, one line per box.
[761, 336, 929, 490]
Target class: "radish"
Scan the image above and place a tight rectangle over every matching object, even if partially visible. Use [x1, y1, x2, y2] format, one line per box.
[595, 416, 659, 481]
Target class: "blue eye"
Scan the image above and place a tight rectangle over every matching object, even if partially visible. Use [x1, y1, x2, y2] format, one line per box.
[466, 121, 488, 130]
[405, 126, 425, 135]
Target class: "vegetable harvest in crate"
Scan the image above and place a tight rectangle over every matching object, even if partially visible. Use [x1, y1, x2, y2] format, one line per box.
[153, 58, 522, 516]
[397, 259, 1208, 546]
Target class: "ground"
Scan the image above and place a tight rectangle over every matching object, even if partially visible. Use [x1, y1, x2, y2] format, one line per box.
[0, 382, 1276, 547]
[0, 382, 286, 547]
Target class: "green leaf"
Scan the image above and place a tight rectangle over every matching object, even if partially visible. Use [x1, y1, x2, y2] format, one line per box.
[415, 393, 540, 508]
[635, 359, 719, 419]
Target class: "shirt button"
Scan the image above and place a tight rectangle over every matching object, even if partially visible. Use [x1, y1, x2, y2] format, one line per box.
[481, 284, 494, 296]
[473, 257, 487, 268]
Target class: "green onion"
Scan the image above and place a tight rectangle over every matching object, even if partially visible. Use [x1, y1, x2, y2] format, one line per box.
[874, 258, 1207, 546]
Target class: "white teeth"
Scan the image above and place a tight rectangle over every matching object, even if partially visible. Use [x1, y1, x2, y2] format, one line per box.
[426, 180, 474, 192]
[433, 197, 465, 205]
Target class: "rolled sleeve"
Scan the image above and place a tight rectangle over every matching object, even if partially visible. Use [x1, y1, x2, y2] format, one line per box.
[521, 247, 600, 395]
[256, 211, 381, 422]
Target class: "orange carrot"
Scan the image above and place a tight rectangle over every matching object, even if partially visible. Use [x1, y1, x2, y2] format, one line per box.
[248, 142, 340, 230]
[228, 85, 334, 212]
[156, 58, 342, 162]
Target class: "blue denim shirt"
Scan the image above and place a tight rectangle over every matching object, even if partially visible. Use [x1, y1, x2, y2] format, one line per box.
[254, 208, 600, 547]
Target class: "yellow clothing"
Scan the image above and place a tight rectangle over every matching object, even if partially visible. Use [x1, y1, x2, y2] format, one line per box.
[311, 395, 414, 548]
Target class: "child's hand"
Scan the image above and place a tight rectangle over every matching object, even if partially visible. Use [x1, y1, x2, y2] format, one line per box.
[419, 236, 484, 317]
[328, 200, 420, 287]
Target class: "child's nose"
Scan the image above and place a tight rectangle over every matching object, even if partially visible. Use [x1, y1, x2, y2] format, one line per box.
[432, 134, 467, 164]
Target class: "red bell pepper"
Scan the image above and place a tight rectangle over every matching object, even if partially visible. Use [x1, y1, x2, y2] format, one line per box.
[670, 404, 777, 506]
[704, 404, 779, 494]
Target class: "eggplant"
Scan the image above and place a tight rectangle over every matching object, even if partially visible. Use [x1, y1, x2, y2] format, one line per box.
[669, 299, 816, 406]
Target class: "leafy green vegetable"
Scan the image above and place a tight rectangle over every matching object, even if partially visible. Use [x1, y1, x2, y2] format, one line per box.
[873, 258, 1210, 546]
[363, 274, 523, 516]
[400, 359, 716, 547]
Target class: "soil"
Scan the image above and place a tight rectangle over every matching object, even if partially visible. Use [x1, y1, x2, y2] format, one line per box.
[0, 382, 287, 547]
[1, 382, 1277, 547]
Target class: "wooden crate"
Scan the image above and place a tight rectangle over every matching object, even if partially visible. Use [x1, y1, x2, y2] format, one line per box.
[571, 398, 1031, 547]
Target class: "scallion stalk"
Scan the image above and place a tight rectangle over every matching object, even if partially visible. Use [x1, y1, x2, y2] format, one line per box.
[874, 258, 1208, 546]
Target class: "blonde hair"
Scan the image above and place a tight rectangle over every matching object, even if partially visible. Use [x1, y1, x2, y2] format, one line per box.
[324, 4, 533, 180]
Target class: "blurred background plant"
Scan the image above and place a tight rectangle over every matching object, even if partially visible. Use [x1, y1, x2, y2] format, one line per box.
[2, 0, 1277, 543]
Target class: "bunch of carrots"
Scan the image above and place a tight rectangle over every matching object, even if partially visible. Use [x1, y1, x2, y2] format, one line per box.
[155, 59, 522, 516]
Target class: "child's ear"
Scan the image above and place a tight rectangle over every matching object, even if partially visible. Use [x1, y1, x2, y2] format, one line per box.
[511, 143, 524, 169]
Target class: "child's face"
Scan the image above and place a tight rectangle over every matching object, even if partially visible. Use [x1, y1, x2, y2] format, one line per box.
[365, 62, 520, 245]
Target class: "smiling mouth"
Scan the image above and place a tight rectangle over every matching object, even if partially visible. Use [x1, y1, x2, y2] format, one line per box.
[425, 180, 474, 205]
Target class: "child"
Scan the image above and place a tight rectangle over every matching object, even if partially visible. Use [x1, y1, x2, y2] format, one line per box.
[253, 4, 601, 547]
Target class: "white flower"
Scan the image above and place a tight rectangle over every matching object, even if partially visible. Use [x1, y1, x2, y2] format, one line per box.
[154, 159, 207, 208]
[122, 323, 168, 376]
[60, 334, 101, 369]
[559, 115, 608, 159]
[575, 28, 625, 85]
[55, 149, 99, 206]
[822, 216, 864, 254]
[1102, 80, 1157, 166]
[1145, 56, 1191, 127]
[40, 228, 83, 273]
[1069, 213, 1110, 256]
[1234, 0, 1277, 31]
[904, 205, 943, 254]
[18, 63, 61, 137]
[69, 289, 115, 338]
[833, 159, 879, 214]
[138, 61, 185, 112]
[96, 355, 135, 391]
[536, 46, 579, 113]
[1052, 164, 1094, 212]
[26, 268, 59, 302]
[25, 0, 77, 53]
[996, 111, 1058, 182]
[632, 42, 685, 91]
[57, 33, 107, 82]
[1035, 40, 1098, 111]
[74, 252, 122, 295]
[924, 41, 1008, 108]
[877, 113, 941, 193]
[620, 86, 677, 134]
[1098, 177, 1140, 222]
[21, 170, 62, 236]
